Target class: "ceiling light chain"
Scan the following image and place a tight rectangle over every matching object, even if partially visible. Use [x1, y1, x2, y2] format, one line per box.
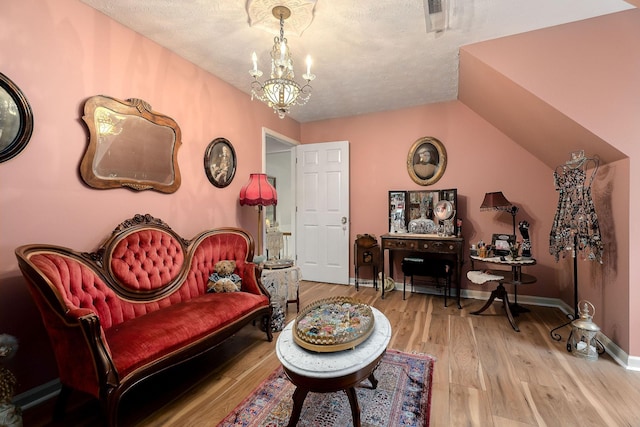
[250, 6, 315, 119]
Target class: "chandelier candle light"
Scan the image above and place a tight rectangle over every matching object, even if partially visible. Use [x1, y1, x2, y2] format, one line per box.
[250, 6, 315, 119]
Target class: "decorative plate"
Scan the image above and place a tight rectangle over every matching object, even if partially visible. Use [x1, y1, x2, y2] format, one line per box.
[293, 297, 375, 352]
[434, 200, 454, 221]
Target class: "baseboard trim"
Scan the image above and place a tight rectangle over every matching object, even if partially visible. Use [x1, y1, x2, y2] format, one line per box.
[598, 333, 640, 371]
[350, 278, 637, 370]
[14, 378, 60, 410]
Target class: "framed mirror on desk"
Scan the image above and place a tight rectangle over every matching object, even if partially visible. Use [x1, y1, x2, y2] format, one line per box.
[388, 188, 458, 234]
[389, 191, 407, 233]
[383, 188, 463, 304]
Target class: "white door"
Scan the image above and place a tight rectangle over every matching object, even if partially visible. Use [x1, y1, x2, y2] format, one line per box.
[295, 141, 350, 284]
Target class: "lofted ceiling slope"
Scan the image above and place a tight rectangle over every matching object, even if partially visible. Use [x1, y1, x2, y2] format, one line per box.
[459, 9, 638, 169]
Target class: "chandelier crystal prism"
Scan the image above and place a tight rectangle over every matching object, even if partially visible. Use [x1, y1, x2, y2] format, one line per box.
[250, 6, 315, 119]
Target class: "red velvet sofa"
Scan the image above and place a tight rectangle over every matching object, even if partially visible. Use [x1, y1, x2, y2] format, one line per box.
[15, 214, 272, 426]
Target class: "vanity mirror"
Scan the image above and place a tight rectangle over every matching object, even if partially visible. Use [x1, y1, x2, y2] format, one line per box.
[80, 95, 182, 193]
[389, 191, 407, 233]
[389, 188, 458, 234]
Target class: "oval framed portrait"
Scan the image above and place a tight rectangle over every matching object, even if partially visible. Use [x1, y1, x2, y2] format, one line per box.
[0, 72, 34, 163]
[407, 136, 447, 186]
[204, 138, 236, 188]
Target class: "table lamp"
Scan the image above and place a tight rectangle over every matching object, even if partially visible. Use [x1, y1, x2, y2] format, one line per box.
[480, 191, 518, 237]
[481, 191, 530, 314]
[239, 173, 277, 258]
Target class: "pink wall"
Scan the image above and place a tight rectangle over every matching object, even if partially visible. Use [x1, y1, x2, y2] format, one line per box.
[0, 0, 298, 392]
[459, 9, 639, 361]
[1, 0, 637, 397]
[301, 101, 562, 298]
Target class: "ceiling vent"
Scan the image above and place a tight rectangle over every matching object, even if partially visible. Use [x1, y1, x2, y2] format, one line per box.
[424, 0, 448, 34]
[427, 0, 443, 14]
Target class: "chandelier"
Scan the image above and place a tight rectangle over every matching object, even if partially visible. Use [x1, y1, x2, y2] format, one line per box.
[249, 6, 315, 119]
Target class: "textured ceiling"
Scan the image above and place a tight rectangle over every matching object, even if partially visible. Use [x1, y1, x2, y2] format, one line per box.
[80, 0, 633, 123]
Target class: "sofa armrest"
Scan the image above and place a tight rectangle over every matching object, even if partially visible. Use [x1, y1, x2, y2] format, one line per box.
[67, 307, 96, 318]
[57, 309, 119, 395]
[239, 262, 270, 298]
[76, 312, 119, 387]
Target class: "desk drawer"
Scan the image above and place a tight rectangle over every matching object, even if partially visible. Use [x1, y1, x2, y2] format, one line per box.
[384, 239, 461, 254]
[420, 240, 461, 254]
[384, 239, 420, 250]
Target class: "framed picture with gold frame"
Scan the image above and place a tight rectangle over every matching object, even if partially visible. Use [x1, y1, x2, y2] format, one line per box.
[407, 136, 447, 186]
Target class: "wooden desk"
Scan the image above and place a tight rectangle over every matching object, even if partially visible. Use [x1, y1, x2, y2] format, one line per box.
[380, 233, 464, 307]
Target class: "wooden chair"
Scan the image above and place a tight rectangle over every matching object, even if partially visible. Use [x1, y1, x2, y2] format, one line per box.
[353, 234, 380, 290]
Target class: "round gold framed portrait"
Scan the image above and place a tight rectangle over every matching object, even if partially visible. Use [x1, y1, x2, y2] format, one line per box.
[407, 136, 447, 186]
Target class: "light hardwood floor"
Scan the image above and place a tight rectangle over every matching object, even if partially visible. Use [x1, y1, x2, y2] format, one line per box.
[24, 281, 640, 426]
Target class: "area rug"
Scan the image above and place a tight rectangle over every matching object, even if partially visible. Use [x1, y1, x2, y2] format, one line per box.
[217, 349, 434, 427]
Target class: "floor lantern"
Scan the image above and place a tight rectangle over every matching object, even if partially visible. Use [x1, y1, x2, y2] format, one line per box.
[569, 300, 603, 361]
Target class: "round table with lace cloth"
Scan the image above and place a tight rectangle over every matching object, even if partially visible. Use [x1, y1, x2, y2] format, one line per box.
[261, 265, 302, 331]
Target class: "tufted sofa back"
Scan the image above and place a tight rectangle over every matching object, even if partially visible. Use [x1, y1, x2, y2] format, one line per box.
[16, 214, 257, 330]
[108, 229, 185, 293]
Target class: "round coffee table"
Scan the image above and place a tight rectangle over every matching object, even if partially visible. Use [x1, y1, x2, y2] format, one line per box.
[276, 307, 392, 427]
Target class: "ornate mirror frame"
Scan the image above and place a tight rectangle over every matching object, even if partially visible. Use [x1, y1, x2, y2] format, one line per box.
[80, 95, 182, 193]
[407, 136, 447, 186]
[0, 72, 34, 163]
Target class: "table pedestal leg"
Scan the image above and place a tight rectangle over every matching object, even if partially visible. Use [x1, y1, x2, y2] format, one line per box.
[287, 387, 309, 427]
[345, 387, 361, 427]
[471, 283, 520, 332]
[287, 385, 365, 427]
[368, 372, 378, 389]
[286, 373, 379, 427]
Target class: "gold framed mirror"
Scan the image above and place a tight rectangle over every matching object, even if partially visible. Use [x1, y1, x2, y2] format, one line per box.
[80, 95, 182, 193]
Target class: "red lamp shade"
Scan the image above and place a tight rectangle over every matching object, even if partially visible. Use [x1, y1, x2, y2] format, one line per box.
[239, 173, 277, 206]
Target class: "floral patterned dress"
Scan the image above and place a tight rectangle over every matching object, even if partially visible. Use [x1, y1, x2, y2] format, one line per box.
[549, 161, 603, 263]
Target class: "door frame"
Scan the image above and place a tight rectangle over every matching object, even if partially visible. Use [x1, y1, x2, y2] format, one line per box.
[262, 127, 298, 259]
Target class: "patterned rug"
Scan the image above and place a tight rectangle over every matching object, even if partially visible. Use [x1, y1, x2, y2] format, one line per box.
[217, 349, 434, 427]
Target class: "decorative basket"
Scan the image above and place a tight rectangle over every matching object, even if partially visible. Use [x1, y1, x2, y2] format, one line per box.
[293, 296, 375, 352]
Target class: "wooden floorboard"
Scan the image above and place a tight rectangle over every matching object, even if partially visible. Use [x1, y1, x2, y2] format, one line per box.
[22, 281, 640, 426]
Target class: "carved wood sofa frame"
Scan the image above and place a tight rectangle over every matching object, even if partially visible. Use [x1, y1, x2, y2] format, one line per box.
[15, 214, 272, 426]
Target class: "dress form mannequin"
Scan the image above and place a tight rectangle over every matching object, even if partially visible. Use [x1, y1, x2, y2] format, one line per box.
[549, 150, 603, 263]
[549, 150, 604, 351]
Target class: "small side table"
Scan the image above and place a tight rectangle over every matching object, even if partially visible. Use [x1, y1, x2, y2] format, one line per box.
[468, 255, 536, 332]
[276, 307, 392, 427]
[354, 234, 380, 290]
[261, 265, 302, 314]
